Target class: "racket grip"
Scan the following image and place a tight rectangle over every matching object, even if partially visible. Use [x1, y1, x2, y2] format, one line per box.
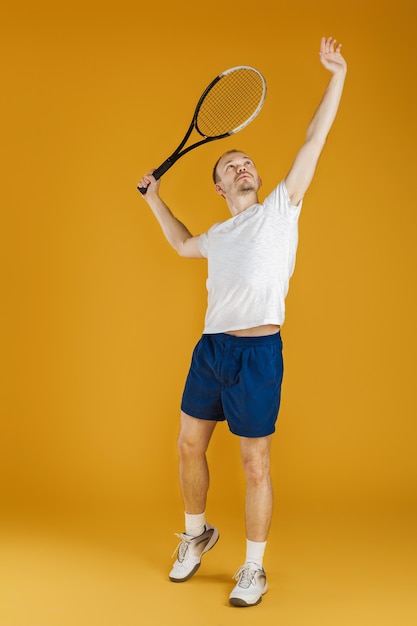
[137, 158, 174, 194]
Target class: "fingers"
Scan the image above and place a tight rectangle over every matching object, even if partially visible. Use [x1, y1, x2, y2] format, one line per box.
[320, 36, 342, 55]
[319, 36, 346, 73]
[137, 169, 156, 193]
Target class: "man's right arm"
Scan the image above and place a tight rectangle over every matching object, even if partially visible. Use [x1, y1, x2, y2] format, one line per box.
[137, 171, 203, 259]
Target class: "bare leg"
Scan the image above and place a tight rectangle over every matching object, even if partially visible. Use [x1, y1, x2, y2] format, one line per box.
[240, 435, 273, 542]
[178, 411, 217, 514]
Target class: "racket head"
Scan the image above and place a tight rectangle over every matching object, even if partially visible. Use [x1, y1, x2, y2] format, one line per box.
[194, 66, 267, 139]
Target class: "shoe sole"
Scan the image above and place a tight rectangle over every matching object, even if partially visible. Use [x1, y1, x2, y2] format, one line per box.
[229, 596, 263, 607]
[169, 530, 220, 583]
[169, 561, 201, 583]
[229, 582, 268, 607]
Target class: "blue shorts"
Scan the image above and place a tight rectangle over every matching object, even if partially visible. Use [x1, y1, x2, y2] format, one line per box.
[181, 332, 284, 438]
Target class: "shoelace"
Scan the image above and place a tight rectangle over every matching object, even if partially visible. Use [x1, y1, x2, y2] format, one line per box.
[171, 533, 191, 561]
[232, 564, 258, 589]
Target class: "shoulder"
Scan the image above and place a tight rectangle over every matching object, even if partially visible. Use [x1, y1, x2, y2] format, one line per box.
[263, 181, 302, 219]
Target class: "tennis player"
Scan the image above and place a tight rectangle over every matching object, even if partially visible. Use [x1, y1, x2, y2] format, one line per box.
[138, 36, 347, 607]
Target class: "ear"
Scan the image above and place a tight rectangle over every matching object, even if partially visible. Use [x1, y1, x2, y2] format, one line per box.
[215, 183, 225, 197]
[258, 177, 262, 188]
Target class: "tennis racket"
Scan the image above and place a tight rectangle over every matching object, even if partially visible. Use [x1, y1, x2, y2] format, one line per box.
[138, 65, 267, 194]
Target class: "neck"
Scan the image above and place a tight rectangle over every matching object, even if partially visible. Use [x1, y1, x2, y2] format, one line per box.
[227, 191, 259, 217]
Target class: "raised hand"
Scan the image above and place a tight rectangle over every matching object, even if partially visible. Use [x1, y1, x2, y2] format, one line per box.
[319, 36, 347, 74]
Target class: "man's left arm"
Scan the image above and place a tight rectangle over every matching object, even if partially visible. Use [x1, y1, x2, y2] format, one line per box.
[284, 36, 347, 206]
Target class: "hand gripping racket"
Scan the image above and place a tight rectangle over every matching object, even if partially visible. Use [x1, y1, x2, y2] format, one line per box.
[138, 66, 267, 194]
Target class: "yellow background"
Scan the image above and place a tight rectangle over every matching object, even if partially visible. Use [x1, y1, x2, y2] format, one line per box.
[1, 1, 416, 624]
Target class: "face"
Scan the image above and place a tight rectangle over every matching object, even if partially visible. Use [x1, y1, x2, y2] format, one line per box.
[214, 152, 261, 198]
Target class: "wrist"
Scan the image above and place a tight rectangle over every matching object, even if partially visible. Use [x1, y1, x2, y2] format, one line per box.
[332, 65, 347, 77]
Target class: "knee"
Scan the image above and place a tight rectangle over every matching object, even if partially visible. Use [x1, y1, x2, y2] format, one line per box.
[177, 431, 205, 460]
[242, 455, 271, 486]
[177, 413, 215, 460]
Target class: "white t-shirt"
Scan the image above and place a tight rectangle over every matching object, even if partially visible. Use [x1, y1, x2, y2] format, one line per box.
[198, 181, 302, 334]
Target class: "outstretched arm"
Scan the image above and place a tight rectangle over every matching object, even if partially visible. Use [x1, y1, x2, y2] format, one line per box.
[285, 37, 347, 206]
[137, 172, 203, 258]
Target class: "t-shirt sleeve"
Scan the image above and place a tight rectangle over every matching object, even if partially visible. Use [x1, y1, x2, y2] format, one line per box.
[264, 180, 302, 220]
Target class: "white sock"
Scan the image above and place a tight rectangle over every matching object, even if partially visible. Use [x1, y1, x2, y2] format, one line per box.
[185, 512, 206, 537]
[245, 539, 267, 568]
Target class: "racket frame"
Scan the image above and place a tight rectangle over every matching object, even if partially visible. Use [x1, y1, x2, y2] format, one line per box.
[138, 65, 266, 191]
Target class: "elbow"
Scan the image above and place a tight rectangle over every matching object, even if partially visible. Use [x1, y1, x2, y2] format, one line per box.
[170, 242, 184, 256]
[176, 246, 187, 257]
[305, 135, 326, 153]
[174, 239, 190, 258]
[165, 235, 187, 256]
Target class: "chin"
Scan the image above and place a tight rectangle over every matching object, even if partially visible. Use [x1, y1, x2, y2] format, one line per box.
[238, 183, 256, 194]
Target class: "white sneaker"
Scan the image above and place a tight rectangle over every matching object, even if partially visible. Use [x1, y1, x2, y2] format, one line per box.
[169, 524, 219, 582]
[229, 562, 268, 606]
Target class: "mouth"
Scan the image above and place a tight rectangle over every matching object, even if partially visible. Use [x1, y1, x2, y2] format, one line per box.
[236, 173, 251, 182]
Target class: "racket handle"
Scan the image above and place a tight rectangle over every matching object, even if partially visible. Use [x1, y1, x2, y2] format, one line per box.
[137, 158, 175, 194]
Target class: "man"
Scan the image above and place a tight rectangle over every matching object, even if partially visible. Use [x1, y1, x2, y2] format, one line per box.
[138, 37, 347, 607]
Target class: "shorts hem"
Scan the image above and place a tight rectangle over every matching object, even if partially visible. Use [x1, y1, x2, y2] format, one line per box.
[181, 405, 225, 422]
[228, 426, 276, 438]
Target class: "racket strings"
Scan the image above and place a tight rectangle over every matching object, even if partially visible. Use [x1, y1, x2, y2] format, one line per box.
[196, 68, 265, 137]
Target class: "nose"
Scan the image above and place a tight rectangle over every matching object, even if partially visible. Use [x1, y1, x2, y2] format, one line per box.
[237, 163, 246, 172]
